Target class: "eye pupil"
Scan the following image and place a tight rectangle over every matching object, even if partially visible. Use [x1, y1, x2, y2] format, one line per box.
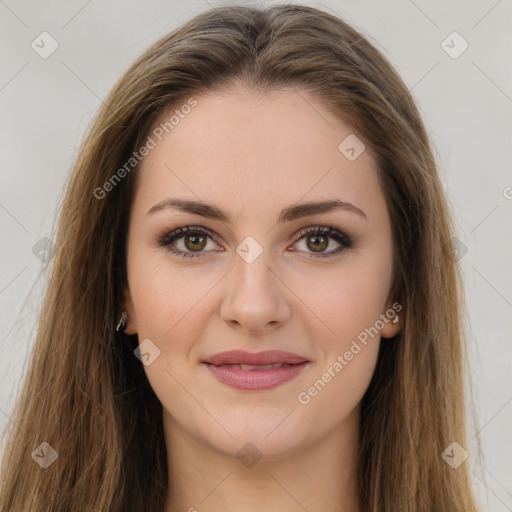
[307, 234, 328, 252]
[185, 234, 207, 251]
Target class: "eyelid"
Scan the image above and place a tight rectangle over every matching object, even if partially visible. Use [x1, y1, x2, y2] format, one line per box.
[158, 225, 223, 247]
[291, 224, 351, 245]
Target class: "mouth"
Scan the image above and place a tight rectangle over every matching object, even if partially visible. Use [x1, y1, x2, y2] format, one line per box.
[205, 362, 298, 370]
[203, 349, 309, 366]
[202, 350, 310, 390]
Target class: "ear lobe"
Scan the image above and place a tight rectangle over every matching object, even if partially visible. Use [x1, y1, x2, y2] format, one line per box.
[120, 286, 137, 335]
[380, 316, 401, 339]
[380, 299, 403, 339]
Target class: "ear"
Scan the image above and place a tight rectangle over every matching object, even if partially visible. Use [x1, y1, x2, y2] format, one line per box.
[120, 286, 138, 335]
[380, 298, 403, 339]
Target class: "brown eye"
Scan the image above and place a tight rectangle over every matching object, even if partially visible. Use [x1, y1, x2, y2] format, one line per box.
[159, 226, 220, 259]
[159, 224, 353, 260]
[184, 233, 207, 252]
[292, 225, 353, 259]
[306, 234, 329, 253]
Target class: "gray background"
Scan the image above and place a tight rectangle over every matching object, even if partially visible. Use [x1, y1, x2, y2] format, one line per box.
[1, 0, 510, 509]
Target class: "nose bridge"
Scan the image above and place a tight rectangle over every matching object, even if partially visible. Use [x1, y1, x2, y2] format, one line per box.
[231, 240, 277, 302]
[220, 237, 290, 331]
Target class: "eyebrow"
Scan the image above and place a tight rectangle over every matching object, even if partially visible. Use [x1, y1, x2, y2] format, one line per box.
[146, 197, 367, 222]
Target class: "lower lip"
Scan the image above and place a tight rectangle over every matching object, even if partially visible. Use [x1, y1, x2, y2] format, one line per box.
[204, 361, 309, 390]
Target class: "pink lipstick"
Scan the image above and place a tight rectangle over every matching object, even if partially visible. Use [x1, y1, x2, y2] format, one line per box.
[202, 350, 310, 390]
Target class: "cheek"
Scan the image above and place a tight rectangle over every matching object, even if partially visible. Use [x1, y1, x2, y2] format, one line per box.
[299, 275, 383, 384]
[292, 264, 386, 425]
[128, 253, 216, 341]
[291, 259, 392, 344]
[296, 339, 380, 436]
[127, 259, 214, 404]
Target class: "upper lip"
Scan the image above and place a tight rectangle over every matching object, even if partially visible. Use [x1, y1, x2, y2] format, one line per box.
[203, 350, 309, 366]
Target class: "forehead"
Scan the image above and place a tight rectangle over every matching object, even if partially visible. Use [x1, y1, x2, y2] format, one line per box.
[132, 84, 384, 222]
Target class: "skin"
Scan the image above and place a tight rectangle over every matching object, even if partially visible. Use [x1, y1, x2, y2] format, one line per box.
[121, 83, 401, 512]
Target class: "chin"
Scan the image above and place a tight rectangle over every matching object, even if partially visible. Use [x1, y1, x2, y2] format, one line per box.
[196, 408, 311, 460]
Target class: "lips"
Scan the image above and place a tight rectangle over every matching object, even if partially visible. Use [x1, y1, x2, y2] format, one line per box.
[214, 362, 292, 370]
[202, 350, 310, 390]
[203, 349, 308, 367]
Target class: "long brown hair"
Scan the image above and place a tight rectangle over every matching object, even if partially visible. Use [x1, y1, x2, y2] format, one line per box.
[0, 4, 482, 511]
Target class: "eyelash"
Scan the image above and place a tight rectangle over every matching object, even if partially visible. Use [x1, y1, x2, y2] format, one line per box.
[157, 224, 353, 260]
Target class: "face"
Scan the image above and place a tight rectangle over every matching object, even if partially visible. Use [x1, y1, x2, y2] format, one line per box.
[122, 83, 401, 458]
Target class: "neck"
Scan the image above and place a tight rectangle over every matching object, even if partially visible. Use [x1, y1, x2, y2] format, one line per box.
[162, 407, 362, 512]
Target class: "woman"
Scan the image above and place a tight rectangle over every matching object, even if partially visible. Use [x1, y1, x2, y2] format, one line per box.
[0, 4, 482, 511]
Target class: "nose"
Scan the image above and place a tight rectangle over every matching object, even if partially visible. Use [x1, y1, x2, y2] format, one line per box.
[220, 248, 292, 335]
